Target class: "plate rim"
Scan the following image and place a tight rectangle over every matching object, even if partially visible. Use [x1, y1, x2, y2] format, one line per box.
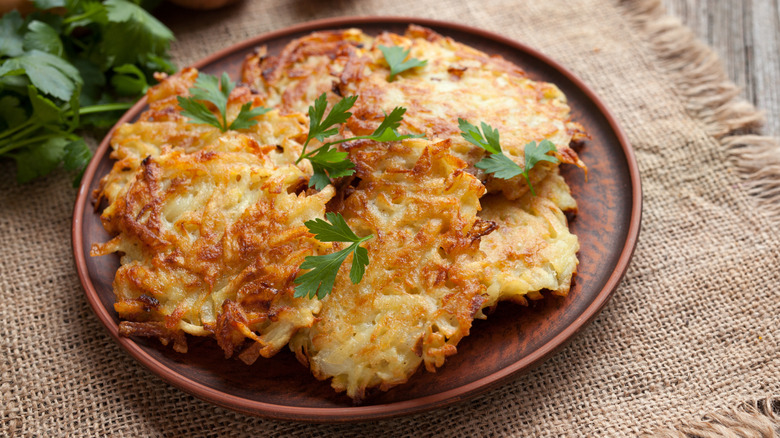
[71, 15, 642, 422]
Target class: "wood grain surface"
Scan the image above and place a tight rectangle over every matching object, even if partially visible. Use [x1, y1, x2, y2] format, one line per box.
[662, 0, 780, 138]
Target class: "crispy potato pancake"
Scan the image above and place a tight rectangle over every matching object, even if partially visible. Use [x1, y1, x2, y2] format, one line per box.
[290, 138, 493, 402]
[92, 70, 335, 360]
[94, 24, 586, 403]
[98, 67, 309, 206]
[242, 26, 587, 200]
[479, 167, 579, 309]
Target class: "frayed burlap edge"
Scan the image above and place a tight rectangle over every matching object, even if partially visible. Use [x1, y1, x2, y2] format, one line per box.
[621, 0, 780, 218]
[644, 398, 780, 438]
[620, 0, 779, 436]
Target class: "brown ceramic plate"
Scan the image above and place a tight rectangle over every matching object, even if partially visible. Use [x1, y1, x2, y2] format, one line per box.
[72, 17, 641, 422]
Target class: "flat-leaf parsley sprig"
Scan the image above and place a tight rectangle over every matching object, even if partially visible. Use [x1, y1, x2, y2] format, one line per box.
[177, 72, 270, 133]
[296, 93, 424, 190]
[294, 212, 374, 300]
[378, 45, 427, 81]
[0, 1, 176, 184]
[458, 119, 559, 196]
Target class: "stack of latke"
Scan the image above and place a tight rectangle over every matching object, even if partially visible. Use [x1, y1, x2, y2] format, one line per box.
[93, 26, 585, 402]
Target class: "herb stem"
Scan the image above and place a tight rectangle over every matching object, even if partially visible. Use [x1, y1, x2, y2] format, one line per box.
[299, 135, 374, 163]
[3, 124, 41, 145]
[73, 102, 135, 116]
[0, 120, 36, 141]
[0, 133, 74, 155]
[320, 135, 371, 147]
[63, 9, 101, 25]
[296, 139, 312, 164]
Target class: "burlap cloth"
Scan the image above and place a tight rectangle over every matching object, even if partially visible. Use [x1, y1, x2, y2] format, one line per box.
[2, 0, 779, 436]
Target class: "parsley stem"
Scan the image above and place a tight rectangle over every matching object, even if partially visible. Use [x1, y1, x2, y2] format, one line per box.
[321, 135, 372, 147]
[296, 138, 312, 164]
[1, 124, 40, 146]
[300, 135, 375, 162]
[523, 174, 536, 197]
[0, 120, 36, 141]
[63, 9, 102, 25]
[0, 133, 73, 155]
[301, 143, 330, 160]
[72, 102, 135, 116]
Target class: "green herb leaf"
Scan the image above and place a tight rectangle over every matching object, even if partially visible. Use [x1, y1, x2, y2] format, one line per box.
[63, 138, 92, 185]
[521, 139, 559, 195]
[0, 11, 25, 57]
[110, 63, 148, 96]
[12, 137, 68, 183]
[294, 212, 373, 299]
[460, 119, 559, 196]
[306, 93, 358, 145]
[64, 1, 108, 31]
[294, 245, 354, 300]
[0, 96, 27, 130]
[177, 96, 220, 128]
[308, 163, 333, 192]
[0, 50, 82, 101]
[23, 20, 63, 56]
[101, 0, 173, 66]
[304, 212, 362, 242]
[28, 85, 63, 125]
[0, 0, 177, 184]
[475, 152, 523, 180]
[227, 102, 270, 131]
[368, 106, 425, 142]
[349, 245, 369, 284]
[178, 72, 269, 132]
[378, 45, 427, 81]
[298, 98, 422, 188]
[372, 106, 405, 137]
[105, 0, 172, 40]
[297, 93, 358, 188]
[458, 118, 501, 154]
[307, 148, 355, 190]
[100, 0, 173, 68]
[33, 0, 66, 9]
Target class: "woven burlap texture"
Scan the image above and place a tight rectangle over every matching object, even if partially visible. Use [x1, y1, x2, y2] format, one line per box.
[1, 0, 778, 436]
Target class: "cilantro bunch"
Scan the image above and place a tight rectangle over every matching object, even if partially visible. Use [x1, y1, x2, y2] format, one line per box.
[0, 0, 175, 184]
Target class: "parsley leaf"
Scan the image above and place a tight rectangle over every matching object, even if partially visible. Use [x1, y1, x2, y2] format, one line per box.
[294, 212, 373, 299]
[307, 147, 355, 191]
[0, 11, 24, 58]
[368, 106, 425, 142]
[0, 96, 26, 129]
[101, 0, 174, 68]
[297, 95, 424, 189]
[0, 50, 82, 101]
[0, 1, 175, 184]
[110, 64, 149, 96]
[458, 118, 501, 154]
[12, 136, 68, 183]
[522, 139, 560, 183]
[475, 152, 524, 180]
[305, 93, 358, 147]
[177, 72, 269, 132]
[229, 102, 271, 131]
[378, 45, 427, 81]
[459, 119, 559, 196]
[22, 20, 63, 57]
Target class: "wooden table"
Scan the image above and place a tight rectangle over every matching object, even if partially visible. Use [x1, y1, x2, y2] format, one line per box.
[663, 0, 780, 138]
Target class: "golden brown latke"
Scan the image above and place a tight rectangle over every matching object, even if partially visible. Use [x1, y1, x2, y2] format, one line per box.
[93, 24, 584, 402]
